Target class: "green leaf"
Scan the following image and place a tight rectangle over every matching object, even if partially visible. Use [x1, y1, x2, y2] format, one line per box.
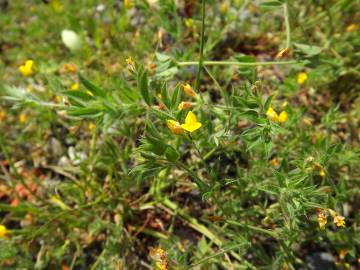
[137, 68, 151, 105]
[171, 84, 181, 110]
[293, 43, 322, 57]
[164, 146, 180, 162]
[66, 107, 103, 117]
[161, 82, 171, 109]
[78, 73, 107, 98]
[260, 0, 284, 8]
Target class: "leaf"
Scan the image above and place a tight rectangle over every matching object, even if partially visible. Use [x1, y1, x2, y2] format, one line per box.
[164, 146, 179, 162]
[293, 43, 322, 57]
[66, 107, 103, 117]
[171, 84, 181, 110]
[260, 0, 284, 8]
[161, 82, 171, 109]
[137, 68, 151, 105]
[78, 73, 107, 98]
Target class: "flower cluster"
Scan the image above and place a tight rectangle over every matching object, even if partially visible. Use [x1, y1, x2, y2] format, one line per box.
[166, 111, 202, 134]
[149, 247, 168, 270]
[317, 209, 346, 229]
[266, 107, 288, 124]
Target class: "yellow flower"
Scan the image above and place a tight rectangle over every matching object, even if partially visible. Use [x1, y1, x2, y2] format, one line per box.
[19, 113, 27, 124]
[149, 246, 167, 261]
[220, 2, 228, 14]
[71, 83, 79, 91]
[178, 101, 192, 111]
[266, 107, 288, 124]
[126, 56, 134, 66]
[181, 111, 202, 133]
[88, 122, 96, 131]
[317, 210, 327, 230]
[185, 18, 194, 28]
[333, 215, 345, 228]
[339, 249, 347, 260]
[319, 169, 326, 177]
[297, 72, 308, 85]
[155, 261, 168, 270]
[0, 225, 9, 238]
[124, 0, 133, 8]
[0, 110, 6, 121]
[269, 158, 279, 167]
[277, 111, 288, 123]
[55, 95, 62, 103]
[166, 120, 183, 135]
[266, 107, 278, 122]
[329, 210, 346, 228]
[182, 83, 197, 98]
[63, 63, 77, 73]
[19, 60, 34, 77]
[346, 23, 358, 33]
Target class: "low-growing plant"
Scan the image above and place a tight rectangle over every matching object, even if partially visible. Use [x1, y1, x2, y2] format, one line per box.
[0, 0, 359, 269]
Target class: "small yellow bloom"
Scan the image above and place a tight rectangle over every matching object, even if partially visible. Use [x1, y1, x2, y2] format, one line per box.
[317, 210, 327, 230]
[333, 215, 345, 228]
[126, 56, 134, 66]
[269, 158, 279, 167]
[319, 169, 326, 177]
[328, 210, 346, 228]
[166, 120, 183, 135]
[0, 225, 9, 238]
[266, 107, 278, 122]
[182, 83, 197, 98]
[297, 72, 308, 85]
[19, 113, 27, 124]
[277, 111, 288, 123]
[19, 60, 34, 77]
[357, 257, 360, 264]
[155, 261, 168, 270]
[339, 249, 347, 260]
[149, 247, 167, 262]
[220, 2, 228, 14]
[71, 83, 79, 91]
[178, 101, 192, 111]
[124, 0, 133, 8]
[267, 107, 288, 124]
[55, 95, 62, 103]
[87, 90, 94, 97]
[185, 18, 194, 28]
[346, 23, 358, 33]
[88, 122, 96, 131]
[181, 111, 202, 133]
[63, 63, 77, 73]
[0, 110, 6, 121]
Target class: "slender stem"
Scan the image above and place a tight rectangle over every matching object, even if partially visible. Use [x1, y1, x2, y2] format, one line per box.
[179, 60, 299, 67]
[283, 1, 291, 49]
[195, 0, 206, 91]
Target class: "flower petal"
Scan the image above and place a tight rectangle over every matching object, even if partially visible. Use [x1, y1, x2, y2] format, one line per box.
[185, 111, 197, 125]
[181, 122, 202, 132]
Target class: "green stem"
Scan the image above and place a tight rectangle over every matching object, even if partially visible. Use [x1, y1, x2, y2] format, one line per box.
[179, 60, 299, 67]
[195, 0, 206, 91]
[283, 1, 291, 48]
